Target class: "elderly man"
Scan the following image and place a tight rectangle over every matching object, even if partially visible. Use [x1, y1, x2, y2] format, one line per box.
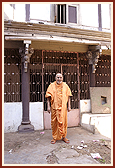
[45, 73, 72, 144]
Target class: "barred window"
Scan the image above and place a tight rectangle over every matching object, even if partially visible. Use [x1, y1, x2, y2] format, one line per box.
[95, 55, 111, 87]
[4, 49, 22, 102]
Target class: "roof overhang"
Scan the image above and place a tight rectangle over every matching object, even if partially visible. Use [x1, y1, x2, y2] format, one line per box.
[4, 20, 111, 54]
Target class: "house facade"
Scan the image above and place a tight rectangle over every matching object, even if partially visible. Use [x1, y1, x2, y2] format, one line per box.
[3, 3, 112, 138]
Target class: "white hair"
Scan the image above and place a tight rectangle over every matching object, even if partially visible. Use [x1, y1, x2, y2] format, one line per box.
[56, 73, 63, 78]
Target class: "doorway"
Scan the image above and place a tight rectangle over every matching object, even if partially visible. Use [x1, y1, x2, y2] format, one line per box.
[30, 50, 81, 129]
[43, 52, 80, 129]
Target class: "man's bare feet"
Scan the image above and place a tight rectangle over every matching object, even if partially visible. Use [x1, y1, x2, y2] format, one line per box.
[51, 139, 56, 144]
[62, 137, 70, 143]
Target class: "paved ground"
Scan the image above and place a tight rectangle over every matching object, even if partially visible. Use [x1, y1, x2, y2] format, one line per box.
[3, 126, 112, 166]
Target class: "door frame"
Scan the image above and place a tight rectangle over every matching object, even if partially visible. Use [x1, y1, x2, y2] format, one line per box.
[41, 50, 80, 128]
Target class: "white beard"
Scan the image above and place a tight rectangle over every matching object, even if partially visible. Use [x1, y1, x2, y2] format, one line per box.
[56, 81, 62, 84]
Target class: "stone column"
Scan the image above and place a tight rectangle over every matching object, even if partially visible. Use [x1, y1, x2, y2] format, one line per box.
[18, 40, 34, 132]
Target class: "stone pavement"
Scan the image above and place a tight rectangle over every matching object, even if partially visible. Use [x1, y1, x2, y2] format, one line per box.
[3, 126, 111, 165]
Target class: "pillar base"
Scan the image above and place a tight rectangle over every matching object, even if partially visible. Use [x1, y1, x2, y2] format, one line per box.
[18, 124, 34, 132]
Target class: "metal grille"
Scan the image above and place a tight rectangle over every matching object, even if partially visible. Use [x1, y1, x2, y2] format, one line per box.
[43, 50, 77, 109]
[43, 63, 79, 110]
[43, 50, 77, 64]
[30, 64, 42, 102]
[42, 50, 79, 110]
[79, 53, 90, 99]
[4, 49, 111, 105]
[43, 63, 61, 111]
[63, 64, 79, 109]
[95, 55, 111, 87]
[4, 49, 22, 102]
[30, 50, 42, 102]
[30, 50, 42, 64]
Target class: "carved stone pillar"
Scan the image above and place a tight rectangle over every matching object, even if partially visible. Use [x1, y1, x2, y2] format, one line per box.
[86, 50, 100, 73]
[18, 40, 34, 132]
[86, 50, 100, 87]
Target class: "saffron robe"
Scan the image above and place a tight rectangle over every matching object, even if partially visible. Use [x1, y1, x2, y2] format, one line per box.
[45, 81, 72, 140]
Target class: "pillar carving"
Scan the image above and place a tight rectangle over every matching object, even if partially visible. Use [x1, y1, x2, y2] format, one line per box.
[86, 50, 100, 73]
[19, 43, 34, 72]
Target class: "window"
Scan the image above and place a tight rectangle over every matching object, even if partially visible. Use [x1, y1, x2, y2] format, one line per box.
[56, 4, 78, 24]
[56, 4, 66, 24]
[68, 5, 77, 23]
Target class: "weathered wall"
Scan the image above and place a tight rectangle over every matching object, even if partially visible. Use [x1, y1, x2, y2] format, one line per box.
[4, 102, 43, 133]
[90, 87, 111, 114]
[80, 99, 91, 113]
[81, 113, 111, 138]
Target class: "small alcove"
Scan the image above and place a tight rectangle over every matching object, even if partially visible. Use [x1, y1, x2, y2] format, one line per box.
[101, 96, 107, 105]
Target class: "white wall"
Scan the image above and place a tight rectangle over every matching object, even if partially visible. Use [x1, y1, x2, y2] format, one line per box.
[30, 4, 50, 21]
[4, 102, 22, 132]
[4, 4, 25, 22]
[14, 4, 25, 22]
[80, 4, 98, 28]
[4, 4, 14, 20]
[90, 114, 111, 138]
[77, 3, 111, 32]
[30, 102, 43, 130]
[81, 113, 111, 138]
[4, 102, 43, 133]
[4, 3, 111, 32]
[101, 4, 111, 29]
[80, 99, 91, 113]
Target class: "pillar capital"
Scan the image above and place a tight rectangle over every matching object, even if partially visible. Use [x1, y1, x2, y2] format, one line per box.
[19, 42, 34, 72]
[86, 50, 100, 73]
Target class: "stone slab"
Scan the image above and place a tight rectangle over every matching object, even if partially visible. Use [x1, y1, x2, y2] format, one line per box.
[53, 148, 99, 164]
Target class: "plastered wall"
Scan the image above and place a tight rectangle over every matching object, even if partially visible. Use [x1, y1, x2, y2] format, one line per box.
[4, 102, 43, 133]
[90, 87, 111, 114]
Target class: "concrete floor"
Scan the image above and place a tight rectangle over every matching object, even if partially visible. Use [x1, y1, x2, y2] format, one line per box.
[3, 126, 111, 166]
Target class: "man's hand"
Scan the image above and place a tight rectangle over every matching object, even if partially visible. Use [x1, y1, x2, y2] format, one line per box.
[68, 97, 71, 112]
[47, 107, 51, 113]
[68, 107, 71, 112]
[47, 97, 51, 113]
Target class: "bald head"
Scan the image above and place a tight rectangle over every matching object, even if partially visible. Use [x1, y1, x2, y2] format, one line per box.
[55, 73, 63, 84]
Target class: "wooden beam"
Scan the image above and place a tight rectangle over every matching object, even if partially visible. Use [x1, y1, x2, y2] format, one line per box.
[102, 49, 111, 55]
[31, 40, 89, 53]
[4, 20, 111, 40]
[4, 39, 89, 53]
[4, 29, 111, 42]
